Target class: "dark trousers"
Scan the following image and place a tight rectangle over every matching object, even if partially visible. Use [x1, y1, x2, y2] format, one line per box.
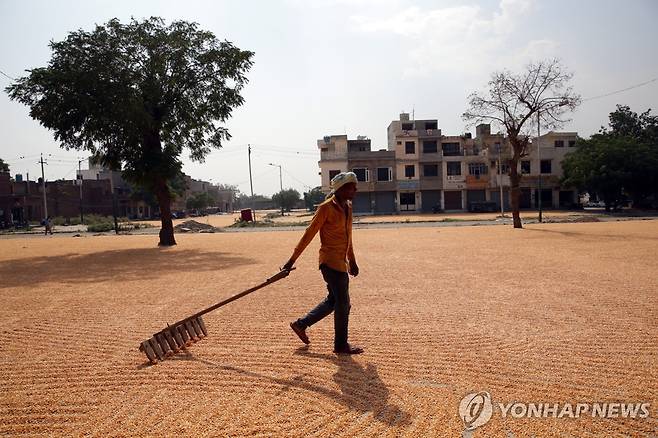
[297, 264, 350, 348]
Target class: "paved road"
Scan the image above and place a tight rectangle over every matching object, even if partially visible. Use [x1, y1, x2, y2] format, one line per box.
[3, 215, 657, 239]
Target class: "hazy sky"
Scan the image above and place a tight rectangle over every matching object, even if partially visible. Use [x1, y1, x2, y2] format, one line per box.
[1, 0, 657, 196]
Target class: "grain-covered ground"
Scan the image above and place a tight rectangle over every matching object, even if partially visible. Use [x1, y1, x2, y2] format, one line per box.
[0, 220, 656, 437]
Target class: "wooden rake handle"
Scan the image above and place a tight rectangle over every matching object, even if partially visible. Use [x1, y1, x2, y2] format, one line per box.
[171, 268, 296, 327]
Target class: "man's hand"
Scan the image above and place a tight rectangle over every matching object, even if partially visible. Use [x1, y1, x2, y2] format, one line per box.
[282, 258, 295, 271]
[349, 260, 359, 277]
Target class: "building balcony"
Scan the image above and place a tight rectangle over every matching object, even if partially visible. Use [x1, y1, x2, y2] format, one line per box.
[466, 174, 490, 189]
[419, 152, 443, 162]
[396, 130, 418, 138]
[320, 152, 347, 161]
[417, 129, 441, 138]
[347, 150, 395, 160]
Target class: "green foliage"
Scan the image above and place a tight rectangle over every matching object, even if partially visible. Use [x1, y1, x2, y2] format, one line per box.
[5, 17, 253, 244]
[272, 188, 301, 212]
[186, 191, 216, 210]
[303, 186, 325, 211]
[562, 106, 658, 210]
[0, 158, 9, 173]
[87, 222, 115, 232]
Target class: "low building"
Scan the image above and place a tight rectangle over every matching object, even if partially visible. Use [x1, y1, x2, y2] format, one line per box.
[318, 113, 579, 213]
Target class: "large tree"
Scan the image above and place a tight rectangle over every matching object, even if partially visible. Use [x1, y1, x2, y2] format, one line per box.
[562, 106, 658, 210]
[272, 188, 301, 213]
[0, 158, 9, 173]
[463, 59, 580, 228]
[6, 17, 253, 245]
[303, 186, 325, 211]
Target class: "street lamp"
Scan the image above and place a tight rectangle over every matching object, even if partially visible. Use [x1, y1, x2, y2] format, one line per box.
[268, 163, 283, 215]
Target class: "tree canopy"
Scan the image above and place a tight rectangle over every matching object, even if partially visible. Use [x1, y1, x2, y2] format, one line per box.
[0, 158, 9, 173]
[463, 59, 580, 228]
[303, 186, 325, 211]
[6, 17, 253, 245]
[562, 105, 658, 210]
[272, 188, 301, 212]
[186, 191, 217, 211]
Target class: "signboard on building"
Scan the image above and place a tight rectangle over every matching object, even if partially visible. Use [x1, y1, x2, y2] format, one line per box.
[398, 180, 420, 190]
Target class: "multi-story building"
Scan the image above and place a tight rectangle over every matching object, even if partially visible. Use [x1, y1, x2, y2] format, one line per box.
[318, 113, 579, 213]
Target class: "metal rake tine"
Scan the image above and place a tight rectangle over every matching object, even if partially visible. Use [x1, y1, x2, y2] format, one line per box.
[185, 321, 199, 340]
[140, 340, 158, 363]
[175, 324, 189, 345]
[191, 319, 204, 338]
[148, 337, 165, 360]
[155, 333, 171, 356]
[196, 316, 208, 336]
[162, 329, 180, 352]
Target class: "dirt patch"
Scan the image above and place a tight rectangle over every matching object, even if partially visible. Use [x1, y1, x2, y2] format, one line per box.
[174, 220, 219, 233]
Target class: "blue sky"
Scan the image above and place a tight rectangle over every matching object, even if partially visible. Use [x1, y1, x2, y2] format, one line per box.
[1, 0, 657, 196]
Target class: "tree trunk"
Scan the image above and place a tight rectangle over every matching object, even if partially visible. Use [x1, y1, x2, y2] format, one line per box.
[509, 163, 523, 228]
[155, 177, 176, 246]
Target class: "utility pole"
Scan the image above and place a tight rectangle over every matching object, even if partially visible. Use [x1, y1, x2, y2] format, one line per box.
[496, 143, 504, 217]
[39, 154, 48, 221]
[78, 159, 84, 224]
[269, 163, 283, 215]
[537, 111, 543, 223]
[248, 144, 255, 222]
[248, 145, 254, 198]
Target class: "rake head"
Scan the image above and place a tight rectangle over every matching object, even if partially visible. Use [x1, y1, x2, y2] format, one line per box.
[139, 316, 208, 364]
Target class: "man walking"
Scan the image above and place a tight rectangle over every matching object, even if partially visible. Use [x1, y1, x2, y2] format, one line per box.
[283, 172, 363, 355]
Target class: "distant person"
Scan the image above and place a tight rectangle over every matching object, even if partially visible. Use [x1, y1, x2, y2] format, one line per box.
[44, 216, 53, 235]
[283, 172, 363, 355]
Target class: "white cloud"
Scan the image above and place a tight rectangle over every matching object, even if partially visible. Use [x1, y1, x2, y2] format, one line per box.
[351, 0, 557, 77]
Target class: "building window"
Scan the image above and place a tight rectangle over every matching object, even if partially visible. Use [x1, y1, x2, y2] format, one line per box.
[321, 147, 328, 152]
[442, 142, 461, 156]
[423, 164, 439, 177]
[521, 161, 531, 174]
[402, 123, 414, 131]
[405, 141, 415, 154]
[447, 162, 461, 176]
[352, 168, 369, 182]
[568, 140, 576, 147]
[540, 160, 552, 174]
[468, 163, 488, 176]
[422, 140, 438, 153]
[500, 163, 510, 174]
[554, 140, 565, 147]
[396, 141, 402, 145]
[424, 121, 438, 130]
[377, 167, 392, 182]
[404, 165, 415, 178]
[329, 170, 340, 180]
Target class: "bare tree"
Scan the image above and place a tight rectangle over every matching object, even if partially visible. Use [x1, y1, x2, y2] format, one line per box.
[463, 59, 581, 228]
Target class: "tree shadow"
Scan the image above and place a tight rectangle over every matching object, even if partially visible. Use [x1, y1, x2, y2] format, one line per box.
[166, 346, 412, 427]
[523, 227, 658, 241]
[0, 248, 255, 289]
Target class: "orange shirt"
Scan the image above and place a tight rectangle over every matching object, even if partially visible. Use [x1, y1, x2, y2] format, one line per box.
[291, 195, 355, 272]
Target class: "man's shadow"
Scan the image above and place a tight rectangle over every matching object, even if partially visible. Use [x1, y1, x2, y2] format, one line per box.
[293, 346, 412, 427]
[167, 346, 411, 427]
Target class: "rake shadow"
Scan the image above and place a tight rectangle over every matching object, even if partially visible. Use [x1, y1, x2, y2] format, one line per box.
[0, 248, 255, 289]
[166, 347, 412, 427]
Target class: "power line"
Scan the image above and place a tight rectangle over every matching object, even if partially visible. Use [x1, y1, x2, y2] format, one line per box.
[0, 68, 16, 81]
[282, 168, 314, 190]
[582, 76, 658, 102]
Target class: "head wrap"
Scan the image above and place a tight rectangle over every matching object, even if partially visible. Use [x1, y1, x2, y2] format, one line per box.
[329, 171, 357, 196]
